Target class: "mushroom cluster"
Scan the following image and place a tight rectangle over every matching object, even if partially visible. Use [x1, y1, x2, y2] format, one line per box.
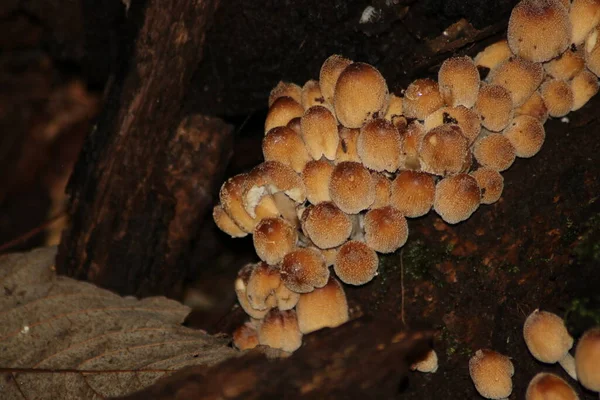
[213, 0, 600, 354]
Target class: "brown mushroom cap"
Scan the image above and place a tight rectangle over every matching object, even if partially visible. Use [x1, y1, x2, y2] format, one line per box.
[401, 121, 426, 170]
[469, 349, 515, 400]
[275, 282, 301, 311]
[258, 309, 303, 353]
[233, 321, 260, 351]
[570, 0, 600, 45]
[246, 262, 281, 311]
[319, 54, 353, 105]
[540, 78, 574, 117]
[334, 240, 379, 285]
[301, 79, 328, 110]
[213, 204, 248, 238]
[516, 91, 549, 123]
[235, 263, 271, 319]
[434, 174, 481, 224]
[335, 126, 362, 164]
[371, 171, 392, 209]
[526, 372, 579, 400]
[253, 217, 297, 265]
[411, 349, 439, 373]
[474, 40, 513, 73]
[295, 276, 349, 334]
[263, 126, 312, 173]
[302, 159, 334, 204]
[334, 62, 389, 128]
[301, 105, 339, 160]
[507, 0, 572, 62]
[329, 161, 375, 214]
[503, 115, 546, 158]
[575, 327, 600, 392]
[586, 27, 600, 76]
[475, 83, 514, 132]
[488, 57, 544, 107]
[419, 124, 469, 176]
[358, 118, 402, 172]
[389, 170, 436, 218]
[470, 168, 505, 205]
[473, 133, 516, 172]
[423, 106, 481, 145]
[384, 94, 404, 125]
[281, 247, 330, 294]
[269, 81, 302, 107]
[438, 56, 480, 108]
[544, 49, 585, 80]
[301, 202, 353, 249]
[571, 69, 600, 111]
[364, 206, 409, 253]
[265, 96, 305, 133]
[403, 78, 445, 120]
[524, 309, 574, 363]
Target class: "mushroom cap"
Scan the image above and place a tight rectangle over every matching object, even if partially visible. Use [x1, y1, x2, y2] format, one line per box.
[319, 54, 353, 105]
[423, 105, 481, 145]
[411, 349, 439, 373]
[586, 28, 600, 77]
[474, 40, 512, 72]
[301, 79, 328, 110]
[275, 282, 301, 311]
[516, 91, 549, 123]
[488, 56, 544, 107]
[364, 206, 409, 253]
[269, 81, 302, 107]
[384, 94, 404, 125]
[469, 349, 515, 400]
[523, 309, 574, 363]
[246, 262, 282, 311]
[473, 133, 516, 172]
[258, 309, 303, 353]
[300, 105, 339, 160]
[233, 322, 260, 351]
[281, 247, 330, 294]
[253, 217, 297, 265]
[334, 62, 389, 128]
[403, 78, 445, 120]
[540, 78, 574, 117]
[213, 204, 248, 238]
[265, 96, 305, 133]
[334, 240, 379, 285]
[401, 121, 426, 170]
[575, 327, 600, 392]
[544, 49, 585, 80]
[358, 118, 402, 172]
[302, 159, 334, 204]
[571, 69, 599, 111]
[419, 124, 469, 176]
[335, 126, 362, 164]
[263, 126, 312, 173]
[434, 174, 481, 224]
[570, 0, 600, 45]
[507, 0, 572, 62]
[475, 83, 514, 132]
[526, 372, 579, 400]
[235, 263, 271, 319]
[301, 201, 353, 249]
[371, 171, 392, 209]
[329, 161, 375, 214]
[503, 115, 546, 158]
[247, 161, 306, 207]
[470, 167, 505, 204]
[295, 276, 349, 334]
[220, 174, 273, 233]
[389, 170, 436, 218]
[438, 56, 480, 108]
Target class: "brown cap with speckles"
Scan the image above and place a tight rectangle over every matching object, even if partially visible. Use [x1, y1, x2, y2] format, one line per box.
[335, 127, 361, 164]
[253, 217, 297, 265]
[233, 321, 259, 351]
[526, 372, 579, 400]
[301, 79, 329, 111]
[473, 133, 516, 172]
[371, 171, 392, 209]
[269, 81, 302, 107]
[403, 78, 444, 120]
[301, 159, 334, 204]
[434, 174, 481, 224]
[575, 327, 600, 392]
[334, 240, 379, 285]
[281, 247, 330, 293]
[544, 49, 585, 80]
[301, 201, 353, 249]
[358, 118, 402, 172]
[475, 83, 514, 132]
[488, 57, 544, 107]
[419, 124, 469, 176]
[265, 96, 305, 133]
[516, 91, 549, 123]
[301, 105, 339, 160]
[503, 115, 546, 158]
[423, 106, 481, 145]
[329, 161, 375, 214]
[571, 69, 600, 111]
[389, 170, 436, 218]
[258, 309, 303, 353]
[474, 40, 512, 72]
[319, 54, 353, 105]
[296, 276, 349, 334]
[570, 0, 600, 45]
[213, 204, 248, 238]
[470, 167, 505, 204]
[263, 126, 312, 173]
[469, 349, 515, 400]
[384, 94, 404, 126]
[246, 262, 281, 311]
[540, 78, 574, 117]
[438, 56, 480, 108]
[235, 263, 271, 319]
[364, 206, 409, 253]
[401, 121, 426, 170]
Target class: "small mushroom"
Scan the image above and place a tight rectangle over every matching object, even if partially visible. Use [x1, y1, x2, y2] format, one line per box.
[389, 170, 436, 218]
[434, 174, 481, 224]
[540, 78, 574, 117]
[329, 161, 375, 214]
[585, 27, 600, 77]
[423, 106, 481, 145]
[280, 247, 330, 294]
[523, 309, 577, 380]
[301, 159, 334, 204]
[268, 81, 302, 107]
[234, 263, 271, 319]
[258, 309, 303, 353]
[335, 126, 362, 164]
[370, 171, 392, 209]
[301, 202, 353, 249]
[571, 69, 600, 111]
[516, 91, 549, 123]
[488, 56, 544, 107]
[473, 133, 516, 172]
[569, 0, 600, 45]
[265, 96, 305, 133]
[469, 349, 515, 399]
[470, 168, 505, 205]
[246, 262, 281, 311]
[438, 56, 480, 108]
[526, 372, 579, 400]
[475, 83, 514, 132]
[253, 217, 297, 265]
[301, 79, 329, 111]
[357, 118, 403, 172]
[232, 321, 260, 351]
[295, 276, 349, 334]
[334, 240, 379, 285]
[400, 121, 426, 170]
[503, 115, 546, 158]
[319, 54, 353, 105]
[363, 206, 409, 253]
[300, 105, 339, 160]
[403, 78, 444, 120]
[575, 327, 600, 392]
[411, 349, 439, 373]
[384, 93, 405, 127]
[544, 49, 585, 80]
[263, 126, 312, 173]
[212, 204, 248, 238]
[474, 40, 512, 75]
[419, 124, 469, 176]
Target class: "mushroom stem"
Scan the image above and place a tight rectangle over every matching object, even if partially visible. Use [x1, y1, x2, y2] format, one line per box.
[558, 352, 578, 381]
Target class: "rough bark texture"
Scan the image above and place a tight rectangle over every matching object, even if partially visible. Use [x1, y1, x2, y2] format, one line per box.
[56, 0, 233, 299]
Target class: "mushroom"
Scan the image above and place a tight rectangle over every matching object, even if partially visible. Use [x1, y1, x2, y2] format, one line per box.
[333, 62, 389, 128]
[575, 327, 600, 392]
[274, 282, 301, 311]
[569, 0, 600, 46]
[301, 201, 353, 249]
[301, 159, 334, 204]
[301, 79, 329, 111]
[258, 309, 303, 353]
[503, 115, 546, 158]
[401, 121, 426, 170]
[438, 56, 480, 108]
[363, 206, 409, 253]
[434, 174, 481, 224]
[280, 247, 330, 294]
[516, 91, 549, 123]
[403, 78, 445, 120]
[246, 262, 282, 311]
[357, 118, 402, 172]
[234, 263, 271, 319]
[507, 0, 572, 63]
[300, 105, 339, 160]
[319, 54, 353, 105]
[329, 161, 375, 214]
[488, 56, 544, 107]
[384, 93, 405, 127]
[268, 81, 302, 107]
[571, 69, 600, 111]
[253, 217, 297, 265]
[540, 78, 574, 117]
[335, 126, 362, 164]
[233, 321, 260, 351]
[586, 27, 600, 77]
[389, 170, 436, 218]
[526, 372, 579, 400]
[334, 240, 379, 285]
[423, 105, 482, 145]
[263, 126, 312, 173]
[212, 204, 248, 238]
[419, 124, 469, 176]
[469, 349, 515, 399]
[411, 349, 439, 373]
[295, 276, 349, 334]
[544, 49, 585, 80]
[370, 171, 392, 209]
[264, 96, 305, 133]
[475, 83, 514, 132]
[470, 168, 505, 205]
[473, 132, 516, 172]
[474, 40, 512, 75]
[523, 309, 577, 380]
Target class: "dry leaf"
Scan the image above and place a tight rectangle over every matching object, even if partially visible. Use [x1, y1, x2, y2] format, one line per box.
[0, 247, 237, 399]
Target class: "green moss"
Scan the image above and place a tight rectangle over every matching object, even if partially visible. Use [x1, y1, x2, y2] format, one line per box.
[573, 213, 600, 263]
[403, 240, 444, 283]
[564, 297, 600, 337]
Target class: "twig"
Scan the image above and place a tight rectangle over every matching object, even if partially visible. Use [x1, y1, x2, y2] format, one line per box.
[0, 212, 66, 254]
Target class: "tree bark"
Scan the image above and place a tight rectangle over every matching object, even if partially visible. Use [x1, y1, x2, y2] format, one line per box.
[56, 0, 232, 299]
